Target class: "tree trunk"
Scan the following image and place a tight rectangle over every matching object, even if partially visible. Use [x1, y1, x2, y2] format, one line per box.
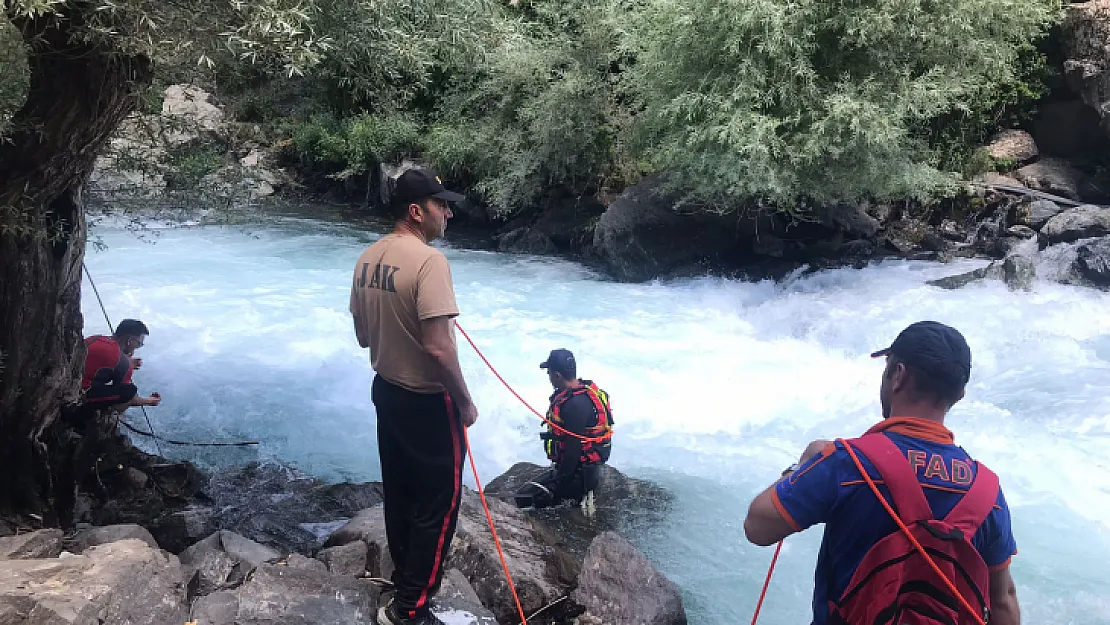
[0, 7, 152, 523]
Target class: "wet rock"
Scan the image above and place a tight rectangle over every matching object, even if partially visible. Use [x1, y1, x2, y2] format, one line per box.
[752, 234, 786, 258]
[1013, 199, 1066, 230]
[1076, 237, 1110, 286]
[67, 524, 159, 554]
[1005, 225, 1037, 239]
[591, 176, 757, 282]
[1002, 255, 1036, 292]
[816, 203, 881, 238]
[0, 529, 63, 560]
[497, 227, 559, 255]
[317, 540, 369, 577]
[196, 462, 385, 555]
[928, 255, 1036, 292]
[573, 532, 687, 625]
[484, 462, 672, 559]
[0, 539, 187, 624]
[1041, 205, 1110, 245]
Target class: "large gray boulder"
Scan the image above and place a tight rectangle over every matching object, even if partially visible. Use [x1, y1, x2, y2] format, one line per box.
[1041, 205, 1110, 245]
[1014, 158, 1109, 204]
[591, 177, 750, 282]
[201, 562, 379, 625]
[240, 565, 378, 623]
[448, 490, 576, 624]
[67, 524, 159, 554]
[483, 462, 672, 558]
[0, 530, 63, 560]
[317, 540, 369, 577]
[179, 530, 282, 597]
[985, 129, 1039, 164]
[0, 539, 187, 624]
[572, 532, 687, 625]
[323, 506, 393, 579]
[1076, 237, 1110, 286]
[1012, 198, 1067, 231]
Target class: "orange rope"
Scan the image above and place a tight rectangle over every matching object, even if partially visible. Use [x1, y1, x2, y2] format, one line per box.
[749, 540, 783, 625]
[454, 321, 612, 444]
[839, 439, 986, 625]
[464, 429, 530, 625]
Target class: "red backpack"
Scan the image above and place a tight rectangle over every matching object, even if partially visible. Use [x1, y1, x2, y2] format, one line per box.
[829, 434, 998, 625]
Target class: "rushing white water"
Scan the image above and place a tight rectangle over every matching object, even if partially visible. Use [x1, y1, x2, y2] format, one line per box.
[82, 214, 1110, 625]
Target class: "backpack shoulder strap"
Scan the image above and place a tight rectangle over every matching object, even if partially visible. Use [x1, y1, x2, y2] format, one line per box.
[942, 461, 1000, 534]
[846, 434, 933, 524]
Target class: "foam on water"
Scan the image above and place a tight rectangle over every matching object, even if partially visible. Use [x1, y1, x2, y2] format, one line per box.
[82, 216, 1110, 625]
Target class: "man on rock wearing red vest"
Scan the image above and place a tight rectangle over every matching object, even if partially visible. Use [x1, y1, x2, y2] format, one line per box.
[744, 321, 1021, 625]
[514, 349, 613, 509]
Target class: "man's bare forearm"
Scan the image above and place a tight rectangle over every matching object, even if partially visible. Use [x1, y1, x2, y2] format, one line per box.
[429, 345, 473, 408]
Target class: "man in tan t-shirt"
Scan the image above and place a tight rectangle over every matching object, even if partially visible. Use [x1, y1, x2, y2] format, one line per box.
[350, 167, 478, 625]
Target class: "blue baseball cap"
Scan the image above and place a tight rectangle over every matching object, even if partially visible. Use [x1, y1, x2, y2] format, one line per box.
[871, 321, 972, 385]
[539, 349, 576, 377]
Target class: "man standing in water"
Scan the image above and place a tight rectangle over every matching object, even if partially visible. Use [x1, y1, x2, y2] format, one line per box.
[743, 321, 1021, 625]
[350, 167, 479, 625]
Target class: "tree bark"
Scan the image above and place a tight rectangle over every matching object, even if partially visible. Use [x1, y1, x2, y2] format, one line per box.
[0, 6, 152, 522]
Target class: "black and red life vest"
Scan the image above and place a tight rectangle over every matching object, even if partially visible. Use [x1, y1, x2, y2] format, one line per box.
[544, 380, 613, 464]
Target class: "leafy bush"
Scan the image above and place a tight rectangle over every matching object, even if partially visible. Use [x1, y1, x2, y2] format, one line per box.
[165, 145, 225, 187]
[0, 21, 28, 132]
[424, 1, 633, 218]
[624, 0, 1062, 211]
[291, 113, 420, 179]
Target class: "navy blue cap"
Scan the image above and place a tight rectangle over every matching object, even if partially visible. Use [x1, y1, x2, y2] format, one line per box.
[539, 348, 576, 377]
[392, 167, 465, 206]
[871, 321, 972, 385]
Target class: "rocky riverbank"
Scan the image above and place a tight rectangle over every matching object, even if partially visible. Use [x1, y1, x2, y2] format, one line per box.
[0, 420, 686, 625]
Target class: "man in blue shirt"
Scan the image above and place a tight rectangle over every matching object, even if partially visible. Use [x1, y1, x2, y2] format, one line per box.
[743, 321, 1021, 625]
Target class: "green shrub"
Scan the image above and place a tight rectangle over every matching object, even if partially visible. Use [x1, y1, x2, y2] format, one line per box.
[290, 113, 421, 180]
[625, 0, 1061, 210]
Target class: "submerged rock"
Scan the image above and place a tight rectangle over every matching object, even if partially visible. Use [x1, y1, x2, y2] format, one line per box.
[927, 255, 1036, 292]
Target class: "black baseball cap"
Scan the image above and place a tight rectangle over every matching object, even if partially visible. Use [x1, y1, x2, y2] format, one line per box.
[392, 167, 465, 206]
[539, 348, 576, 377]
[871, 321, 972, 385]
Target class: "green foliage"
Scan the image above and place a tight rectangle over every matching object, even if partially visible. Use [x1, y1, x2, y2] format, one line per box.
[165, 145, 225, 187]
[292, 113, 420, 179]
[424, 0, 633, 217]
[0, 20, 28, 133]
[919, 43, 1053, 176]
[310, 0, 499, 113]
[625, 0, 1062, 210]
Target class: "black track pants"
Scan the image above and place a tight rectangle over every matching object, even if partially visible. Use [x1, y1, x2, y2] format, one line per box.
[372, 374, 466, 619]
